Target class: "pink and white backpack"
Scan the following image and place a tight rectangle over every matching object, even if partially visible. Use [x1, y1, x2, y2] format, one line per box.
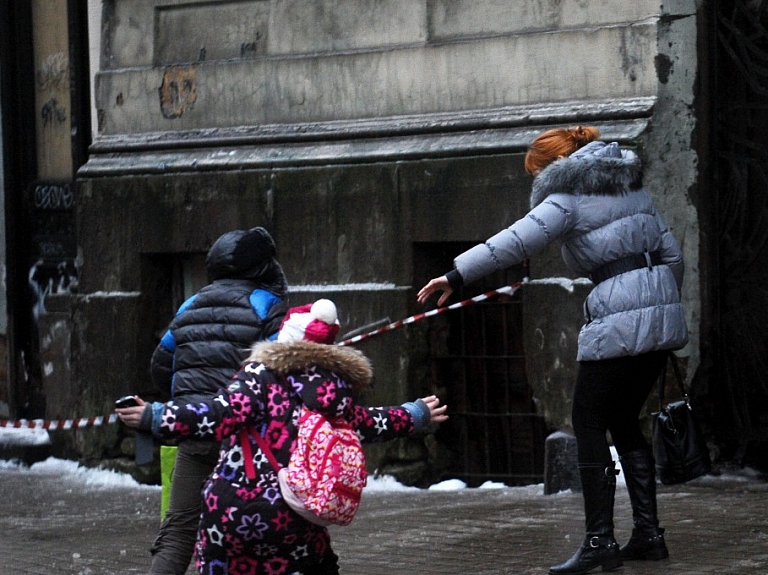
[243, 406, 368, 526]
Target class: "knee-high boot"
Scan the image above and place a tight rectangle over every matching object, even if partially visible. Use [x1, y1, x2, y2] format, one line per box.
[549, 462, 623, 575]
[619, 449, 669, 560]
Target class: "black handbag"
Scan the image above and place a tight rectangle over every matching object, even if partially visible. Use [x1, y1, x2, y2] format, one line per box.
[652, 353, 711, 485]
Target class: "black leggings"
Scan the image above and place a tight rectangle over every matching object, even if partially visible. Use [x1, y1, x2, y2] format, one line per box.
[572, 351, 667, 466]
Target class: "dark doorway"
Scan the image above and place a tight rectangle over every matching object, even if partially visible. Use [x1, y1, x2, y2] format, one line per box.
[0, 0, 91, 419]
[1, 1, 40, 417]
[138, 252, 207, 401]
[709, 0, 768, 471]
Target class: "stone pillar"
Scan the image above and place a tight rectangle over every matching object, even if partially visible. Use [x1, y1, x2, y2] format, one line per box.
[544, 431, 581, 494]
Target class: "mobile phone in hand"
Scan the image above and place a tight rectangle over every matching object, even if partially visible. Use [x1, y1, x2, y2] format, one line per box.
[115, 395, 139, 408]
[114, 395, 154, 465]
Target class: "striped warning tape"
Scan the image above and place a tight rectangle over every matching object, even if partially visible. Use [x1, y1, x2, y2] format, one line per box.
[338, 282, 522, 346]
[0, 414, 118, 430]
[1, 282, 523, 429]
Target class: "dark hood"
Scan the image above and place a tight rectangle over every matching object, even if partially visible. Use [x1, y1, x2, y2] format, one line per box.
[206, 227, 288, 295]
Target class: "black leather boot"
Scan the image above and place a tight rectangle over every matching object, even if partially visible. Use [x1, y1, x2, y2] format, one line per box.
[619, 449, 669, 560]
[549, 463, 623, 575]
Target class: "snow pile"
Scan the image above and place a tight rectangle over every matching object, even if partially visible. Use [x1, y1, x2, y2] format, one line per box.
[0, 427, 51, 446]
[0, 456, 158, 490]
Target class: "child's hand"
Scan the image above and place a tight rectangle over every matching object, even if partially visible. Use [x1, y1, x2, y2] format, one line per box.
[421, 395, 448, 424]
[115, 396, 147, 428]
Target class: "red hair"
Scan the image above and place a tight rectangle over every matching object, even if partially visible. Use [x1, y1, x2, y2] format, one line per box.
[524, 126, 600, 175]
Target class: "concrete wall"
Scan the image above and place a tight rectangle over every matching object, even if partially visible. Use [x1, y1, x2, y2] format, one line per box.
[96, 0, 660, 134]
[74, 0, 705, 474]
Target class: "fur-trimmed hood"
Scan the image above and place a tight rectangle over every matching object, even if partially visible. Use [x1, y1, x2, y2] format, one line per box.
[245, 340, 373, 392]
[530, 141, 643, 209]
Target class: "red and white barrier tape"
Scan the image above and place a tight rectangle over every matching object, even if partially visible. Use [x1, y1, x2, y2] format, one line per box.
[0, 414, 118, 430]
[338, 282, 522, 346]
[2, 283, 522, 429]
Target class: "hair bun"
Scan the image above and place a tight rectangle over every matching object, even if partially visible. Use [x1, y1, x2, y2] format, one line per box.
[569, 125, 600, 146]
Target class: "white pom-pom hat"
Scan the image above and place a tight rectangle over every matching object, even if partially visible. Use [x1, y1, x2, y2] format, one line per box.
[277, 299, 341, 344]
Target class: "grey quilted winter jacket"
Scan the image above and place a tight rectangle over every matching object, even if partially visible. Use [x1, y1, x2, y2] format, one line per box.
[454, 141, 689, 361]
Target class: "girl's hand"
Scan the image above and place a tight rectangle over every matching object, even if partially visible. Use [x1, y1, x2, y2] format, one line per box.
[421, 395, 448, 424]
[115, 396, 147, 428]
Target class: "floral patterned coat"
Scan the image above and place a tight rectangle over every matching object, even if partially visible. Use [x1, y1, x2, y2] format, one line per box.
[147, 340, 422, 575]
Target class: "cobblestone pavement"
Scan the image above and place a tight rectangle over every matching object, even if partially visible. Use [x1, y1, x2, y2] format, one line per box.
[0, 462, 766, 575]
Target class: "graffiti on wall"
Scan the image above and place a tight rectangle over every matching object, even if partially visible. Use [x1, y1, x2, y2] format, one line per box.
[34, 181, 74, 211]
[27, 181, 78, 319]
[36, 52, 69, 130]
[40, 98, 67, 128]
[36, 52, 68, 92]
[28, 259, 78, 319]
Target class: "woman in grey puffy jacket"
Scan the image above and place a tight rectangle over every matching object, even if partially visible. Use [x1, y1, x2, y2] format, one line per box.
[417, 126, 688, 575]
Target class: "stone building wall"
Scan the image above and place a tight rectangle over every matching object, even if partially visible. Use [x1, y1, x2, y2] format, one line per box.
[71, 0, 705, 478]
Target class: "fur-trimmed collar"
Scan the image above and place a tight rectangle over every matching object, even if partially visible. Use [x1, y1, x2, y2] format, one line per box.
[245, 340, 372, 392]
[529, 149, 643, 209]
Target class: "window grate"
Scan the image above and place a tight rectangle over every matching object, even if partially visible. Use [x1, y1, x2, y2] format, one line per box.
[429, 266, 547, 487]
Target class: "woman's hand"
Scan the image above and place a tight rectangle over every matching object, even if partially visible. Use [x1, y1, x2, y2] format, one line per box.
[417, 276, 453, 307]
[421, 395, 448, 424]
[115, 396, 147, 429]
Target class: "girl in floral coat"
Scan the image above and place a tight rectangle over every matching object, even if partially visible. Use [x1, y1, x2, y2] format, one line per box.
[117, 300, 447, 575]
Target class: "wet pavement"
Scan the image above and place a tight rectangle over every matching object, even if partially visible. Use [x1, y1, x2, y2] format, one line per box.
[0, 458, 766, 575]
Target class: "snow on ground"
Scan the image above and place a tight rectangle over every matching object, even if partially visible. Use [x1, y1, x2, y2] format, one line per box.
[1, 427, 762, 494]
[0, 455, 518, 495]
[0, 427, 549, 495]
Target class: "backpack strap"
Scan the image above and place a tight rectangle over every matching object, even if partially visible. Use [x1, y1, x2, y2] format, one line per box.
[239, 375, 289, 480]
[239, 427, 282, 480]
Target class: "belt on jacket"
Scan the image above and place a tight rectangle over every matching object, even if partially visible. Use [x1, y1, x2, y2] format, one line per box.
[590, 250, 663, 284]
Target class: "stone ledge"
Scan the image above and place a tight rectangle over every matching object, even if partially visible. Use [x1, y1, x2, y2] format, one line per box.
[81, 115, 651, 178]
[89, 97, 655, 153]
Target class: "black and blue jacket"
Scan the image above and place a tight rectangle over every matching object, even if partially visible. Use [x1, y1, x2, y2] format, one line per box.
[151, 227, 288, 401]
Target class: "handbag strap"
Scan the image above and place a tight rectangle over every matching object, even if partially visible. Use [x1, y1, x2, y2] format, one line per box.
[659, 352, 689, 408]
